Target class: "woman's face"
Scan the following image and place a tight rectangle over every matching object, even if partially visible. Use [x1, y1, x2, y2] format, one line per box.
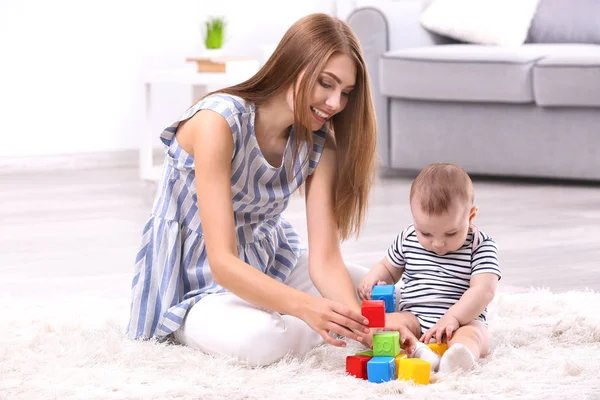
[288, 52, 357, 130]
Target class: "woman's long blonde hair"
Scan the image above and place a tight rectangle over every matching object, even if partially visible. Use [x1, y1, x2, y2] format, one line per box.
[215, 13, 378, 240]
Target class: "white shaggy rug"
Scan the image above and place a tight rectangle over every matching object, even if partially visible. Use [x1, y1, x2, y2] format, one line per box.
[2, 289, 600, 400]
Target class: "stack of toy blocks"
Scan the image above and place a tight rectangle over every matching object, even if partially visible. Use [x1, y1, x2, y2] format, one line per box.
[345, 285, 432, 385]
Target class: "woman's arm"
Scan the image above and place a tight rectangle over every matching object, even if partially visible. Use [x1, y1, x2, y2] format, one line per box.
[305, 131, 362, 313]
[185, 110, 307, 315]
[181, 112, 368, 346]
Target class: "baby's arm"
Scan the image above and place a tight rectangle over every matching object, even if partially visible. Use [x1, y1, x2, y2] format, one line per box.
[357, 257, 403, 300]
[447, 235, 502, 325]
[421, 236, 501, 344]
[446, 236, 501, 325]
[358, 229, 408, 300]
[371, 257, 403, 285]
[444, 273, 498, 325]
[420, 273, 498, 344]
[356, 258, 404, 347]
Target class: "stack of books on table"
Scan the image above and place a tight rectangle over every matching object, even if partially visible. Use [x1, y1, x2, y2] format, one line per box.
[186, 56, 259, 74]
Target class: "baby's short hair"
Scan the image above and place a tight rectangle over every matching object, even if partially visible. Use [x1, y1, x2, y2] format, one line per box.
[410, 163, 474, 215]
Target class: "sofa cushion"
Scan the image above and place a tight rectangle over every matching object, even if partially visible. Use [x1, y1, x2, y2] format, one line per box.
[380, 44, 561, 103]
[527, 0, 600, 44]
[534, 45, 600, 107]
[420, 0, 540, 46]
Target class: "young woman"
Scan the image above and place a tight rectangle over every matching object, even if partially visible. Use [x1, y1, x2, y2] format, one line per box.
[127, 13, 379, 366]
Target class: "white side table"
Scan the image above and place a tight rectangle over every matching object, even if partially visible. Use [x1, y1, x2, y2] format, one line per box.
[140, 64, 259, 182]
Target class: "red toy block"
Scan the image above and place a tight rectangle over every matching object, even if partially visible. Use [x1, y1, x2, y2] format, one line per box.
[346, 355, 372, 379]
[361, 300, 385, 328]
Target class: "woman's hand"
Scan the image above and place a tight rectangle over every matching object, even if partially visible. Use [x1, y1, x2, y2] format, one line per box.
[300, 296, 370, 347]
[420, 314, 460, 344]
[358, 327, 385, 349]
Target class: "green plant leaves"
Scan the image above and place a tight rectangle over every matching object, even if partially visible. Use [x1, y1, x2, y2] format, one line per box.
[204, 17, 225, 49]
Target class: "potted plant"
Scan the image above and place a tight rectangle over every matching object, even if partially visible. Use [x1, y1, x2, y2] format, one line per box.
[203, 16, 226, 58]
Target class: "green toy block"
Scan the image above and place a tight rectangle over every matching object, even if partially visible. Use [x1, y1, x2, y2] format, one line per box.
[373, 331, 400, 357]
[355, 350, 373, 357]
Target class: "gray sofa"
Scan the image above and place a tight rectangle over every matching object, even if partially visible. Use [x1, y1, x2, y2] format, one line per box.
[348, 1, 600, 181]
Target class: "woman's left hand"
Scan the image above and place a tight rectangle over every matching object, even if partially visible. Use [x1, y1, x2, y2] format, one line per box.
[356, 327, 381, 348]
[420, 314, 460, 344]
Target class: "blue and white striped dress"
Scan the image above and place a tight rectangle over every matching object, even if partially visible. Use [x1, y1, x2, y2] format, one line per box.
[127, 94, 327, 340]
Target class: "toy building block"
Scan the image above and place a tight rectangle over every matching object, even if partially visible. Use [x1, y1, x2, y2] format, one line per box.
[361, 300, 385, 328]
[355, 350, 373, 357]
[373, 331, 400, 357]
[397, 358, 431, 385]
[427, 342, 448, 357]
[346, 355, 372, 379]
[394, 353, 407, 373]
[367, 356, 396, 383]
[371, 285, 396, 312]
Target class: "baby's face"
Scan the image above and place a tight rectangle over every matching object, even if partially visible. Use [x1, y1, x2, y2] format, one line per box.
[411, 199, 475, 256]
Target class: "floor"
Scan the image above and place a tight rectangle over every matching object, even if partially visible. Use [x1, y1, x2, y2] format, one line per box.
[1, 166, 599, 301]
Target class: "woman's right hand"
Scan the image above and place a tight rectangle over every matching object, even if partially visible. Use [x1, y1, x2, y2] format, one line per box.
[300, 296, 370, 347]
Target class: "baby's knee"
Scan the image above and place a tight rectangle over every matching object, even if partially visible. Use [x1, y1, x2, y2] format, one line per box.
[471, 322, 490, 354]
[451, 322, 488, 348]
[470, 322, 488, 344]
[388, 311, 421, 337]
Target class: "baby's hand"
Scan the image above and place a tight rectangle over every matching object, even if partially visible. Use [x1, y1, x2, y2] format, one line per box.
[420, 314, 460, 345]
[357, 277, 387, 301]
[383, 323, 418, 356]
[399, 328, 419, 356]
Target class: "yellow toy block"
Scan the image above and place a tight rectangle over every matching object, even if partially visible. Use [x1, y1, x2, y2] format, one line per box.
[397, 358, 430, 385]
[394, 353, 407, 373]
[427, 343, 448, 357]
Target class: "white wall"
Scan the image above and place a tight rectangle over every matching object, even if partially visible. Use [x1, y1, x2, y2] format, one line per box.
[0, 0, 338, 158]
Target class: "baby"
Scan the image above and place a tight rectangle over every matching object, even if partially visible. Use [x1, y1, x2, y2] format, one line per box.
[358, 163, 501, 373]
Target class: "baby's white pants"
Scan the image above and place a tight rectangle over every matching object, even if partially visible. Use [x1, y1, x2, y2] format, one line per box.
[173, 253, 368, 366]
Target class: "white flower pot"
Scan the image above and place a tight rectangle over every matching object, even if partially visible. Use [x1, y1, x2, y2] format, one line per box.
[203, 48, 224, 59]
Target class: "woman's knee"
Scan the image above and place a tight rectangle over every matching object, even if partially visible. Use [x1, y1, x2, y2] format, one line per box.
[227, 314, 318, 366]
[179, 309, 310, 366]
[176, 293, 323, 366]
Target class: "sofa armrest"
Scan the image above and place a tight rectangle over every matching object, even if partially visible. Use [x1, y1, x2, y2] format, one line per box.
[347, 1, 452, 167]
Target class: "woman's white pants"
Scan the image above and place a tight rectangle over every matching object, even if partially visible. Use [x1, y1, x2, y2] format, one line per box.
[173, 253, 369, 366]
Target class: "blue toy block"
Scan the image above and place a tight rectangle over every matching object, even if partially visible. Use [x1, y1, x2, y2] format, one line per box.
[367, 356, 396, 383]
[371, 285, 396, 312]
